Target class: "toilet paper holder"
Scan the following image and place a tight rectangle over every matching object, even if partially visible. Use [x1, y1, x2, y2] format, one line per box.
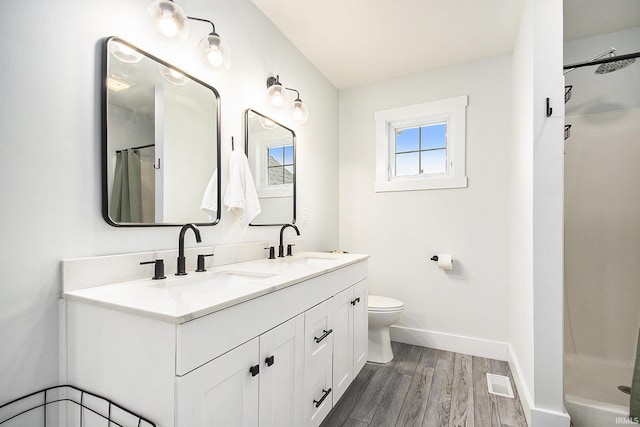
[430, 255, 439, 262]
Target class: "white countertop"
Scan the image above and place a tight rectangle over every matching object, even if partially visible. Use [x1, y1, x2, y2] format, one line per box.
[63, 252, 368, 324]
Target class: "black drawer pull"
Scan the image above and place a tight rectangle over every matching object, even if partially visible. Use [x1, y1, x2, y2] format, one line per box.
[265, 355, 275, 367]
[313, 388, 332, 408]
[314, 329, 333, 343]
[351, 297, 361, 306]
[249, 364, 260, 377]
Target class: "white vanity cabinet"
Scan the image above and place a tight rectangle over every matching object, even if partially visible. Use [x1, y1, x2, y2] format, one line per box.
[175, 314, 304, 427]
[331, 279, 368, 404]
[63, 254, 368, 427]
[304, 300, 334, 426]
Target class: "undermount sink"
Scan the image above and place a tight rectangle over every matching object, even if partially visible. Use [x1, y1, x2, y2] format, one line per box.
[283, 254, 339, 267]
[151, 271, 274, 296]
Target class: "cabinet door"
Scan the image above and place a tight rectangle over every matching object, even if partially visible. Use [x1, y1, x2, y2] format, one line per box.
[259, 314, 304, 427]
[176, 338, 260, 427]
[331, 287, 354, 404]
[304, 300, 334, 426]
[352, 279, 368, 375]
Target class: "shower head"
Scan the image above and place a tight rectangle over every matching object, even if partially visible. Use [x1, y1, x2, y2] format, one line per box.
[563, 47, 639, 75]
[594, 57, 636, 74]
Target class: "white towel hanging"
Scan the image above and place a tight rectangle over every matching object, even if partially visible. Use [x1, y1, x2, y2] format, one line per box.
[223, 149, 261, 232]
[200, 169, 218, 222]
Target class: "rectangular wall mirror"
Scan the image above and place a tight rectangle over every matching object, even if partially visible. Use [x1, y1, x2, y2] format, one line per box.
[102, 36, 221, 227]
[244, 109, 296, 225]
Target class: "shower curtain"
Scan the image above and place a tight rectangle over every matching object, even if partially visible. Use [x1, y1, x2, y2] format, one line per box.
[110, 150, 143, 222]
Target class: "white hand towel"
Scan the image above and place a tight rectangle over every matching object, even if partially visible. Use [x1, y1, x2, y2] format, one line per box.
[200, 169, 218, 222]
[223, 150, 261, 232]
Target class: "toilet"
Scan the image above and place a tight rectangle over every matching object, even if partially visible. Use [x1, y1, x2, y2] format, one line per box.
[367, 295, 404, 363]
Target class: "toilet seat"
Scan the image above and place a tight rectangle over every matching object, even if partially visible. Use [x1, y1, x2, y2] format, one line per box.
[368, 295, 404, 312]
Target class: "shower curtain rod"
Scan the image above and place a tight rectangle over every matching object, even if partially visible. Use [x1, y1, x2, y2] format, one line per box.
[115, 143, 155, 153]
[563, 51, 640, 71]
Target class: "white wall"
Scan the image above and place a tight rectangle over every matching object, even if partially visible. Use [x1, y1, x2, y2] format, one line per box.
[339, 55, 513, 357]
[509, 0, 569, 425]
[0, 0, 339, 403]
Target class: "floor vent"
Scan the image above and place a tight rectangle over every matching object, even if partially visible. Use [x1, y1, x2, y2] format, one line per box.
[486, 373, 515, 398]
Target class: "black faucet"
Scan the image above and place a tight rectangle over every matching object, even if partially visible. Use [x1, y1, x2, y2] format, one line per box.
[176, 223, 202, 275]
[278, 224, 300, 257]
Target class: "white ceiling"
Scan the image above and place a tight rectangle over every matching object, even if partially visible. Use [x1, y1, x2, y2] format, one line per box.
[251, 0, 640, 89]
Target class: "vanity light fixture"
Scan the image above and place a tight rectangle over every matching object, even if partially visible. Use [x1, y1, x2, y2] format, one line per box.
[266, 75, 309, 124]
[191, 16, 230, 72]
[146, 0, 230, 72]
[146, 0, 189, 45]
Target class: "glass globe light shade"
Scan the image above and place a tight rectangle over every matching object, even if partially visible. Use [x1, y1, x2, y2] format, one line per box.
[267, 82, 289, 107]
[199, 33, 231, 72]
[109, 41, 143, 63]
[159, 65, 189, 85]
[290, 98, 309, 124]
[146, 0, 189, 45]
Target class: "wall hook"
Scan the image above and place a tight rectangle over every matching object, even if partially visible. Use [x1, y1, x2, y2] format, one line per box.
[546, 98, 552, 117]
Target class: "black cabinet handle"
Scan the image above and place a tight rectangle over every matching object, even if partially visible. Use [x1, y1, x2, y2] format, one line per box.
[314, 329, 333, 343]
[350, 297, 361, 306]
[265, 355, 275, 367]
[313, 388, 332, 408]
[249, 364, 260, 377]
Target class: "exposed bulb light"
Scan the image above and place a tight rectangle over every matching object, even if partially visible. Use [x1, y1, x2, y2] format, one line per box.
[146, 0, 189, 45]
[290, 98, 309, 124]
[266, 75, 289, 107]
[146, 2, 230, 73]
[198, 31, 230, 72]
[266, 75, 309, 124]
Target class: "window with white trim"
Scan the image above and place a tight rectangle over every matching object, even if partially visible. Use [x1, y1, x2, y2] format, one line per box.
[375, 95, 468, 192]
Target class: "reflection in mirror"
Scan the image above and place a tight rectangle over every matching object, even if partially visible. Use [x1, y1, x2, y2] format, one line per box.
[102, 37, 221, 226]
[244, 109, 296, 225]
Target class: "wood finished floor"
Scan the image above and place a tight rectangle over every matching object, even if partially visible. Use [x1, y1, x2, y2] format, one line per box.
[321, 342, 528, 427]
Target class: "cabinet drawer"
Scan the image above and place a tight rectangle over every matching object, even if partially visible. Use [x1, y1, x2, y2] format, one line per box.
[304, 300, 333, 366]
[304, 357, 333, 427]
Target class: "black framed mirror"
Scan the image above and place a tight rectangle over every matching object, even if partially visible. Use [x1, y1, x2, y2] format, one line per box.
[244, 109, 296, 225]
[102, 36, 221, 227]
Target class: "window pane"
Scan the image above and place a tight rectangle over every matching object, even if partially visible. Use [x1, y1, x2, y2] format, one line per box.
[421, 123, 446, 150]
[395, 127, 419, 153]
[283, 145, 293, 165]
[421, 149, 447, 174]
[396, 152, 419, 176]
[283, 145, 294, 164]
[284, 165, 294, 184]
[268, 147, 283, 165]
[269, 166, 284, 185]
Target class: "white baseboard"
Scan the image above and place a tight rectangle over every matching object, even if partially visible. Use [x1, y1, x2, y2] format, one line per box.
[506, 344, 571, 427]
[531, 408, 571, 427]
[389, 325, 509, 361]
[507, 343, 533, 427]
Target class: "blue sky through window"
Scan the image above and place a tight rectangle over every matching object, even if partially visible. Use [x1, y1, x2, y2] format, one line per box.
[394, 122, 446, 176]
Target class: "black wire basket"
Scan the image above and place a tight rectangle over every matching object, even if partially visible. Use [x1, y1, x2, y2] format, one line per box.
[0, 385, 156, 427]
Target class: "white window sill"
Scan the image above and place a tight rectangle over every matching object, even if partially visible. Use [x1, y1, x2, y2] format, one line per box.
[375, 175, 468, 192]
